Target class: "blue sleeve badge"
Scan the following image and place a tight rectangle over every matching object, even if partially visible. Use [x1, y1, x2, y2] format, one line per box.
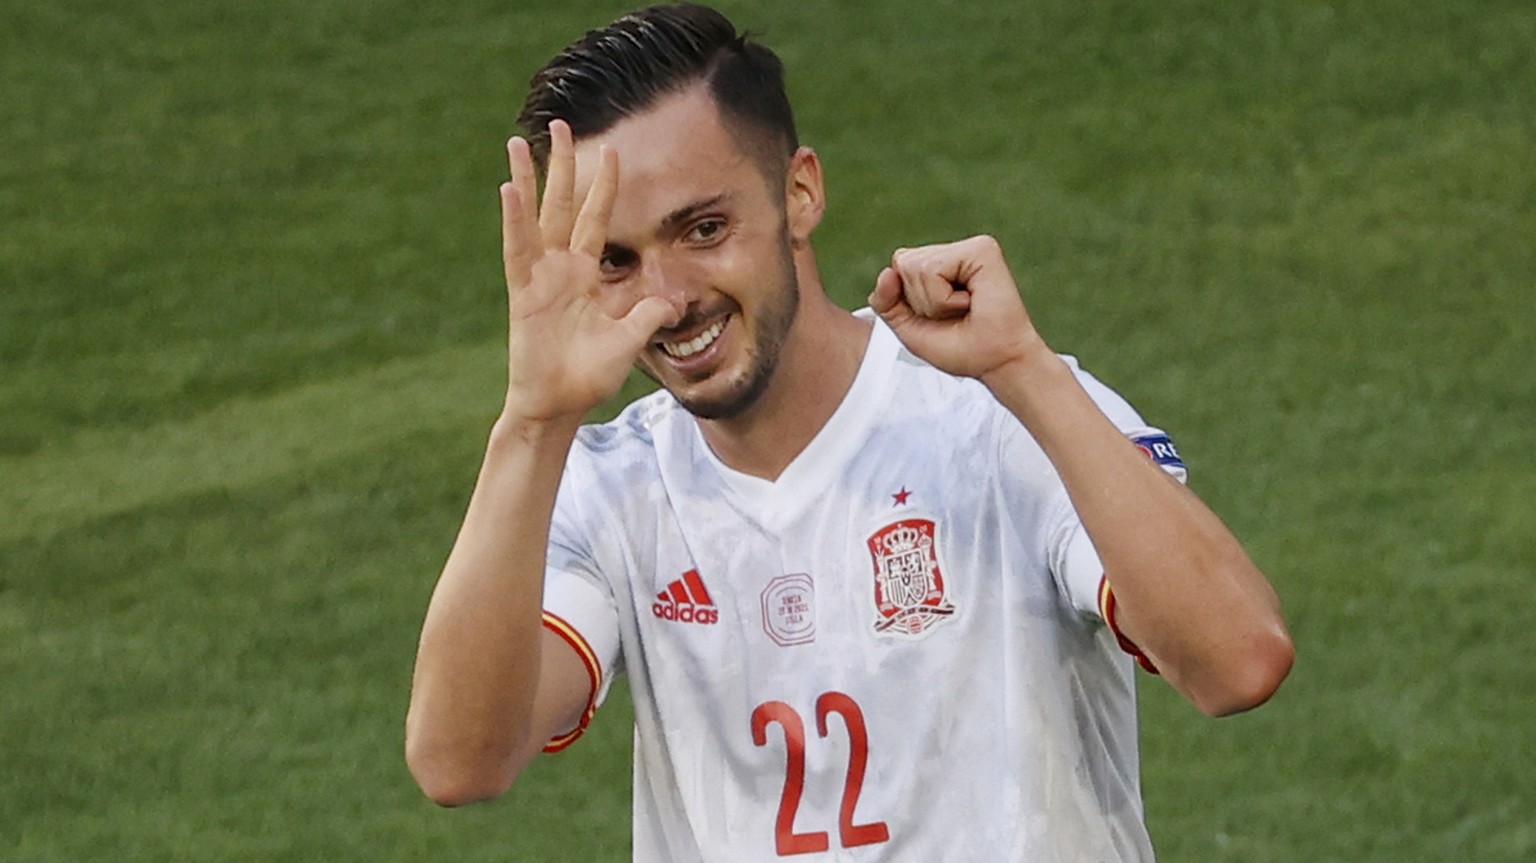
[1131, 433, 1185, 471]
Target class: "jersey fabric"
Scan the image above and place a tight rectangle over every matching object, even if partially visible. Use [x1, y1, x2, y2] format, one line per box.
[541, 312, 1183, 862]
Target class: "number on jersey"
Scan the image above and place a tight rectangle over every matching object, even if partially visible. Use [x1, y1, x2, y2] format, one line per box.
[751, 691, 890, 856]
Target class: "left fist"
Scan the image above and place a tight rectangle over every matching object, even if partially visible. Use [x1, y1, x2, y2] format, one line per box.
[869, 235, 1048, 381]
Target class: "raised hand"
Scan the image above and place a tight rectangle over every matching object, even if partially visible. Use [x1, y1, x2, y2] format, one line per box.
[868, 235, 1051, 383]
[500, 120, 681, 425]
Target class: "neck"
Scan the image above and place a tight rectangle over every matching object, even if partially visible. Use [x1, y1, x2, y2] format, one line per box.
[696, 254, 871, 481]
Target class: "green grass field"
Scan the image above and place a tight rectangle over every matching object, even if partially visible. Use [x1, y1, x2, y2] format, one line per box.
[3, 0, 1533, 859]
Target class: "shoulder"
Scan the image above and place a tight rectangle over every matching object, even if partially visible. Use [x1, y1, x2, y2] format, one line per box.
[572, 389, 676, 456]
[864, 312, 998, 414]
[1055, 354, 1148, 430]
[554, 390, 681, 538]
[560, 389, 680, 493]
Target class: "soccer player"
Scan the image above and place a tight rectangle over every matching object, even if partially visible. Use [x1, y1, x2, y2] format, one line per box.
[406, 4, 1294, 860]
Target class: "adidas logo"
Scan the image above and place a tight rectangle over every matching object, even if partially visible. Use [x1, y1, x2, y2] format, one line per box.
[652, 569, 719, 625]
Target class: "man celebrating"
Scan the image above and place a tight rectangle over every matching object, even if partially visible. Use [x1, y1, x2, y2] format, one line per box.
[406, 4, 1293, 860]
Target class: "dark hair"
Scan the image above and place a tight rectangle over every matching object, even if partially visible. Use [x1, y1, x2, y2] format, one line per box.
[517, 3, 798, 178]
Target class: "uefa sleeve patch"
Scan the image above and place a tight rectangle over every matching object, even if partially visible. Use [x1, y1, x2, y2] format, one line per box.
[1131, 433, 1185, 471]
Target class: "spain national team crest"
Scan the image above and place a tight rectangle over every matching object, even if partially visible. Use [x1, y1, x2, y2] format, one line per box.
[867, 518, 956, 637]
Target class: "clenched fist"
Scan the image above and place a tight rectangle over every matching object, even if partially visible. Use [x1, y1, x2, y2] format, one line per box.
[869, 235, 1052, 384]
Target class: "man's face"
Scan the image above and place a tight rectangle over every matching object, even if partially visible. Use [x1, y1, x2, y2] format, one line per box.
[572, 87, 801, 421]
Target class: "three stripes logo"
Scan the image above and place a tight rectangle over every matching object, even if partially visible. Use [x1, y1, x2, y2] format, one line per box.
[652, 569, 719, 625]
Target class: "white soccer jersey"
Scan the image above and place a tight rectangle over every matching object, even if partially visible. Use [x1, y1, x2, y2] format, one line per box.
[541, 313, 1186, 862]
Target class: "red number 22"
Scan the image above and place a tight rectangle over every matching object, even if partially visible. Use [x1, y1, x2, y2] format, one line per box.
[750, 691, 890, 856]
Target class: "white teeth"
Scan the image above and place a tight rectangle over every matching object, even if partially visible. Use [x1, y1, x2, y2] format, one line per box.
[662, 319, 725, 359]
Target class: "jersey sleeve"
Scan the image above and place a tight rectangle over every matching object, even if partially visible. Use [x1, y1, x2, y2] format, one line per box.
[540, 463, 623, 753]
[1036, 356, 1188, 671]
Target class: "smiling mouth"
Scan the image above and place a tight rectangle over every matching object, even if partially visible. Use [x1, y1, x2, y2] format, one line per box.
[659, 318, 726, 360]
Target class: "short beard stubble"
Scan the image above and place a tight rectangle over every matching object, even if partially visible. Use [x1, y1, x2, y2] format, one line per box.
[651, 232, 799, 422]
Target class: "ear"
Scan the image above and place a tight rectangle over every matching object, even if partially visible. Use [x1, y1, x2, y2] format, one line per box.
[784, 146, 825, 245]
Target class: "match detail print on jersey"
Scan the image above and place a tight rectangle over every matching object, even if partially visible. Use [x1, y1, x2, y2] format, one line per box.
[761, 573, 816, 647]
[867, 518, 956, 638]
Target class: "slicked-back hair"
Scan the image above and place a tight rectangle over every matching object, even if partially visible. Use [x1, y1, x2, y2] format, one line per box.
[517, 3, 798, 182]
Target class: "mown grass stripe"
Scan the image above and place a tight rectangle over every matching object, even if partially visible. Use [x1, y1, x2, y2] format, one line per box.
[1, 342, 504, 546]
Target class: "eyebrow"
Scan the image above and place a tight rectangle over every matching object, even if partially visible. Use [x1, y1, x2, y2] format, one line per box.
[658, 194, 730, 235]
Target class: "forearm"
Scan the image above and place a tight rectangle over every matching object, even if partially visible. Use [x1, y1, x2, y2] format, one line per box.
[983, 348, 1292, 715]
[406, 414, 581, 801]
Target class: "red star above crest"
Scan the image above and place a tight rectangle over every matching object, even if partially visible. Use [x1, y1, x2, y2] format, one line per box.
[892, 486, 912, 506]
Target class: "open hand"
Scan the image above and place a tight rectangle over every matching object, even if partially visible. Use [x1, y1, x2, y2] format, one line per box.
[500, 120, 681, 424]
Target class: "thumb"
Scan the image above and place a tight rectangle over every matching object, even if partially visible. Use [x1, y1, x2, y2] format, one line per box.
[615, 295, 682, 347]
[869, 267, 902, 315]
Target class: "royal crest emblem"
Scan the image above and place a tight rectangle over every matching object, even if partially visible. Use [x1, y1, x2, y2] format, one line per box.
[867, 518, 955, 637]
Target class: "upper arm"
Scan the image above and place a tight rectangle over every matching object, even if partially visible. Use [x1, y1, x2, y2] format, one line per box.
[530, 538, 624, 756]
[530, 614, 607, 756]
[535, 467, 624, 754]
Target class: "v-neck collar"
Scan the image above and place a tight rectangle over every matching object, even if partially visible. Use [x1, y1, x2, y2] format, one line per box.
[680, 310, 897, 528]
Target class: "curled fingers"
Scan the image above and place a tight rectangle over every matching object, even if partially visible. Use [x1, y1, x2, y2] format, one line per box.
[890, 247, 972, 320]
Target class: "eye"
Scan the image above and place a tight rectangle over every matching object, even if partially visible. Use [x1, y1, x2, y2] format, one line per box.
[685, 218, 728, 245]
[600, 246, 638, 278]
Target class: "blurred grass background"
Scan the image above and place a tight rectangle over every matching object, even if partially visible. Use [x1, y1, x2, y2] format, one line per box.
[2, 0, 1532, 860]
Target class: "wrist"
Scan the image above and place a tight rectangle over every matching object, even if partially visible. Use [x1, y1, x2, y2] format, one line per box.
[489, 409, 583, 451]
[978, 340, 1066, 401]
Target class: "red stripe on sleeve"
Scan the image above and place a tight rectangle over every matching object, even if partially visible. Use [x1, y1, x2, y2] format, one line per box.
[540, 612, 603, 753]
[1097, 576, 1160, 675]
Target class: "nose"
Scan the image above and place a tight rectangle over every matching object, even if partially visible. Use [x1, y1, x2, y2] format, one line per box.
[636, 252, 696, 310]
